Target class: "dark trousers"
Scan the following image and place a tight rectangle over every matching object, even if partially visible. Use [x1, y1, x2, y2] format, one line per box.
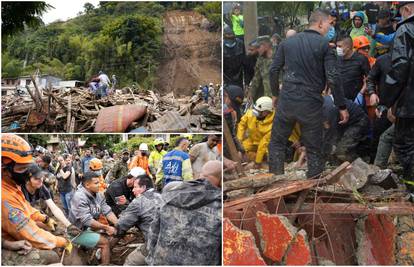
[394, 118, 414, 192]
[269, 96, 324, 178]
[370, 114, 392, 163]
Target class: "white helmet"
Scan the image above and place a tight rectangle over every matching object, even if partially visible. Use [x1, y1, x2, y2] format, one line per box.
[129, 167, 146, 178]
[139, 143, 149, 151]
[209, 82, 214, 86]
[254, 96, 273, 112]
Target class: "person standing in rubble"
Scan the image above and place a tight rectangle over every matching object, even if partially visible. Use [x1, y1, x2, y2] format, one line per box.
[249, 36, 273, 102]
[98, 70, 111, 98]
[269, 9, 349, 179]
[384, 2, 414, 199]
[208, 82, 216, 106]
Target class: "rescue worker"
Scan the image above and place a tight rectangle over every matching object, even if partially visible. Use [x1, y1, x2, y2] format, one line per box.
[148, 138, 167, 179]
[89, 158, 107, 192]
[223, 25, 245, 88]
[249, 36, 273, 102]
[109, 149, 130, 183]
[230, 3, 244, 42]
[244, 39, 260, 86]
[146, 160, 222, 265]
[189, 135, 221, 178]
[384, 1, 414, 198]
[105, 167, 146, 216]
[69, 171, 118, 265]
[349, 11, 371, 41]
[156, 137, 193, 187]
[208, 82, 216, 106]
[353, 35, 376, 67]
[115, 174, 163, 265]
[237, 97, 275, 168]
[269, 9, 349, 179]
[336, 36, 370, 101]
[1, 134, 72, 258]
[129, 143, 151, 176]
[80, 149, 94, 178]
[367, 52, 393, 162]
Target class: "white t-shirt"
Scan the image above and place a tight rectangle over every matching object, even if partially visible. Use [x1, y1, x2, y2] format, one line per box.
[99, 73, 111, 86]
[189, 142, 219, 179]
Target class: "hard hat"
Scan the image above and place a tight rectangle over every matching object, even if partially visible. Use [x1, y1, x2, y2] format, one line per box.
[89, 158, 103, 171]
[353, 35, 370, 50]
[254, 96, 273, 112]
[1, 133, 33, 164]
[129, 167, 146, 178]
[209, 82, 214, 86]
[139, 143, 149, 151]
[182, 134, 193, 140]
[153, 138, 164, 146]
[121, 149, 130, 155]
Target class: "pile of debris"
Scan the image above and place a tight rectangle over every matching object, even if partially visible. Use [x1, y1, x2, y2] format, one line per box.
[223, 159, 414, 265]
[2, 81, 221, 133]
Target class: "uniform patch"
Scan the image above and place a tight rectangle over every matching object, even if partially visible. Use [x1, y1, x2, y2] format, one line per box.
[5, 202, 25, 225]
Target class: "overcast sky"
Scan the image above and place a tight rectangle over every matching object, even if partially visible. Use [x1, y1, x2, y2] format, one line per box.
[41, 0, 100, 24]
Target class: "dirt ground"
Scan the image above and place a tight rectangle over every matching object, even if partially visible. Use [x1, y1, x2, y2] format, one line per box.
[155, 10, 221, 96]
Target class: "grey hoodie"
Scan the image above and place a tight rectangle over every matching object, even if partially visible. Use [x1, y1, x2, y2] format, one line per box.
[69, 184, 112, 229]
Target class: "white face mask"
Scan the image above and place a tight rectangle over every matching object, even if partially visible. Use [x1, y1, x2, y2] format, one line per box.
[336, 47, 344, 57]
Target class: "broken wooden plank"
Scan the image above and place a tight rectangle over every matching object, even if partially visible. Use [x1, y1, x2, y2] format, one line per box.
[292, 202, 414, 215]
[223, 120, 242, 171]
[225, 163, 350, 211]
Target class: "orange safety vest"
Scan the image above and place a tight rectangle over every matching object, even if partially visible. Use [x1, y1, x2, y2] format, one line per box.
[128, 155, 150, 175]
[1, 172, 67, 250]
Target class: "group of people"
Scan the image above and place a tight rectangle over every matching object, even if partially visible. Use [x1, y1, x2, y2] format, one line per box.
[88, 71, 117, 99]
[1, 133, 222, 265]
[194, 83, 221, 106]
[223, 2, 414, 200]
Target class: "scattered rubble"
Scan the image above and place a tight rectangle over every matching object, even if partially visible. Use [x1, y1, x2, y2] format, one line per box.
[1, 83, 221, 133]
[223, 156, 414, 265]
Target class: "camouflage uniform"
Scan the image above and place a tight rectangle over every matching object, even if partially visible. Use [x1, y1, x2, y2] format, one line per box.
[249, 56, 272, 102]
[1, 248, 60, 265]
[374, 124, 395, 169]
[110, 160, 129, 183]
[145, 179, 221, 266]
[116, 189, 163, 265]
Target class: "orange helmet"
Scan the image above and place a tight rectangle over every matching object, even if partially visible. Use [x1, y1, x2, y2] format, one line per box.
[89, 158, 103, 171]
[1, 133, 33, 164]
[353, 36, 370, 50]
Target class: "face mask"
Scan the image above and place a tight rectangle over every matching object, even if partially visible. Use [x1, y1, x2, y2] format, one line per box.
[122, 156, 129, 162]
[336, 47, 344, 57]
[252, 109, 260, 118]
[6, 163, 29, 186]
[325, 26, 335, 41]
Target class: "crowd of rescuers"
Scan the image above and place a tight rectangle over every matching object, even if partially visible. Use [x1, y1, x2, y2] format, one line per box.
[1, 133, 223, 265]
[223, 2, 414, 201]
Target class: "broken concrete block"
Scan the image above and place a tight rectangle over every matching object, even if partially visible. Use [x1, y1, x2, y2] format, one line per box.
[340, 158, 380, 190]
[397, 232, 414, 265]
[285, 229, 312, 265]
[223, 218, 266, 266]
[356, 214, 396, 265]
[241, 203, 269, 253]
[256, 211, 297, 263]
[369, 169, 399, 190]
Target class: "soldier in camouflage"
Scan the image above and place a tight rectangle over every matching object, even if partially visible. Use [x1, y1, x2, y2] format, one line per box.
[145, 160, 222, 266]
[109, 149, 130, 183]
[249, 36, 273, 102]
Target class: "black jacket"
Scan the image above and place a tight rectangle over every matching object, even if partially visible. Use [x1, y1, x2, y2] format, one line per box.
[385, 15, 414, 118]
[105, 177, 134, 216]
[340, 52, 370, 101]
[223, 38, 245, 87]
[367, 53, 394, 107]
[269, 29, 346, 109]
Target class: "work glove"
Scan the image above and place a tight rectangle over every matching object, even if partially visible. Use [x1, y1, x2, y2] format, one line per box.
[65, 240, 73, 255]
[44, 216, 57, 231]
[66, 224, 81, 237]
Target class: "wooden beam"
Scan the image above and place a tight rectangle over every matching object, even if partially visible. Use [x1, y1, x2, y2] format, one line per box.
[291, 202, 414, 215]
[223, 120, 242, 170]
[224, 162, 350, 211]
